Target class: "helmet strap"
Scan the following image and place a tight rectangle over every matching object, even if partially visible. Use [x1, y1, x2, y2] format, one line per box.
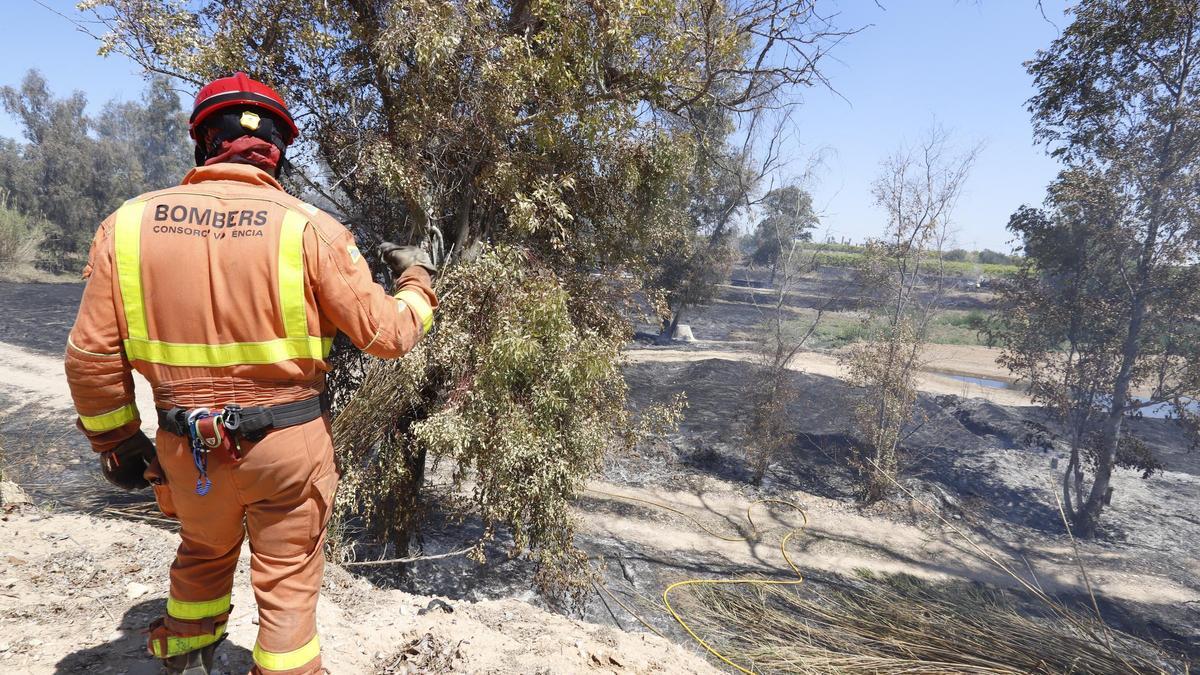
[194, 108, 289, 176]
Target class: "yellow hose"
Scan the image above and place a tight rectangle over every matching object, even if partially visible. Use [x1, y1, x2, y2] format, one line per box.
[585, 487, 808, 674]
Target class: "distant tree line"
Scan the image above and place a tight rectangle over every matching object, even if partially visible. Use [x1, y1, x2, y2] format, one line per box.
[943, 248, 1020, 266]
[0, 70, 192, 272]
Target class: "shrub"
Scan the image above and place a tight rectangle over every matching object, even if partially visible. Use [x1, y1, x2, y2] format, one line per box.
[332, 247, 632, 600]
[944, 248, 974, 262]
[978, 248, 1018, 265]
[0, 197, 45, 270]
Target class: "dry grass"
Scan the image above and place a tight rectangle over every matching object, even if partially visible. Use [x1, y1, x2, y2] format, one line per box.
[678, 572, 1189, 674]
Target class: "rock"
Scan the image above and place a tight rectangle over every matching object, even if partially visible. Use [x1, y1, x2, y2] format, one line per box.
[125, 582, 150, 600]
[673, 324, 696, 342]
[0, 482, 31, 510]
[418, 598, 454, 615]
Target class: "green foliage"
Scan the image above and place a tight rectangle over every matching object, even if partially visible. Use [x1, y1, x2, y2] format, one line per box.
[0, 192, 46, 271]
[1004, 0, 1200, 536]
[808, 315, 873, 349]
[927, 310, 989, 346]
[749, 184, 818, 271]
[334, 247, 629, 598]
[803, 310, 991, 350]
[977, 248, 1018, 266]
[0, 71, 191, 271]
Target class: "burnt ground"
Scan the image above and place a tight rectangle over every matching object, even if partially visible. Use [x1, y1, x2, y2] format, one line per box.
[611, 353, 1200, 659]
[0, 281, 82, 356]
[2, 279, 1198, 669]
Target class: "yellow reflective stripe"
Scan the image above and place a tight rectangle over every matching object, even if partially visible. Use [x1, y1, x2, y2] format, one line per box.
[124, 336, 333, 367]
[167, 593, 231, 620]
[149, 626, 226, 658]
[395, 289, 434, 333]
[78, 403, 138, 432]
[114, 201, 148, 340]
[253, 635, 320, 671]
[114, 204, 327, 369]
[279, 210, 309, 339]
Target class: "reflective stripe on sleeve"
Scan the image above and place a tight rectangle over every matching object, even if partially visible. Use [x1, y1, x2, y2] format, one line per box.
[78, 403, 138, 432]
[253, 635, 320, 671]
[168, 593, 232, 620]
[395, 289, 434, 333]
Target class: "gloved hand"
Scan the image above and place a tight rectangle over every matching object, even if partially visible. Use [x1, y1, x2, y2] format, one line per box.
[99, 430, 155, 491]
[379, 242, 437, 276]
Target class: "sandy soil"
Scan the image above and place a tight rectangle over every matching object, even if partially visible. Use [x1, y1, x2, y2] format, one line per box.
[0, 340, 720, 674]
[0, 341, 159, 436]
[0, 499, 717, 674]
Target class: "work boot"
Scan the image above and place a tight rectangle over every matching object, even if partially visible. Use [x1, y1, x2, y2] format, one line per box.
[161, 640, 220, 675]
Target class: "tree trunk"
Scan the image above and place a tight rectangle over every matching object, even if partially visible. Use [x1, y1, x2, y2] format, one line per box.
[391, 443, 428, 558]
[769, 258, 778, 287]
[1074, 290, 1146, 536]
[658, 306, 684, 344]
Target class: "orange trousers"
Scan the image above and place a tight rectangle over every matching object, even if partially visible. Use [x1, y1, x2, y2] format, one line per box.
[151, 415, 338, 675]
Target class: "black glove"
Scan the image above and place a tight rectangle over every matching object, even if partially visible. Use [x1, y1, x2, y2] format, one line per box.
[379, 242, 437, 276]
[100, 430, 155, 491]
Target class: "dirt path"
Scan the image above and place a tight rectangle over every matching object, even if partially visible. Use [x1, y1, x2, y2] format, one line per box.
[581, 480, 1199, 609]
[624, 343, 1036, 406]
[0, 341, 159, 435]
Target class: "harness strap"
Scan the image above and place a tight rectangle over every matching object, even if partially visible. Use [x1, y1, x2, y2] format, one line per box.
[157, 396, 323, 440]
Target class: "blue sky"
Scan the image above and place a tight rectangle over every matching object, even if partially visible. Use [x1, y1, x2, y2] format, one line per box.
[1, 0, 1070, 251]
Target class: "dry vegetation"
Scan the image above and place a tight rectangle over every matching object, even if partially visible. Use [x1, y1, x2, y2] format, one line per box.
[681, 573, 1188, 675]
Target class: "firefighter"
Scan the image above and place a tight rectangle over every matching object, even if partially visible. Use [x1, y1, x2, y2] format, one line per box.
[64, 72, 436, 674]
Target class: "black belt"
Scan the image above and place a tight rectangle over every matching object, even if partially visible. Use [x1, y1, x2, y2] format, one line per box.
[157, 396, 324, 442]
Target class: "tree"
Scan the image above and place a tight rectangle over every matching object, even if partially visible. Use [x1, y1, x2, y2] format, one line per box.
[83, 0, 854, 593]
[1, 70, 102, 261]
[744, 193, 831, 485]
[749, 183, 818, 284]
[0, 71, 191, 270]
[843, 128, 975, 502]
[647, 107, 802, 343]
[997, 0, 1200, 536]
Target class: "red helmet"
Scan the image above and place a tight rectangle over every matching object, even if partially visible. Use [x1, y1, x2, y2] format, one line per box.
[189, 72, 299, 144]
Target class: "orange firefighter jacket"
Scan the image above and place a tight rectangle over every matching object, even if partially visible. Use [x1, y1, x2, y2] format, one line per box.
[65, 163, 436, 452]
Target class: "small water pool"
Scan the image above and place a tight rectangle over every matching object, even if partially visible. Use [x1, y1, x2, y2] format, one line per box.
[937, 373, 1013, 390]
